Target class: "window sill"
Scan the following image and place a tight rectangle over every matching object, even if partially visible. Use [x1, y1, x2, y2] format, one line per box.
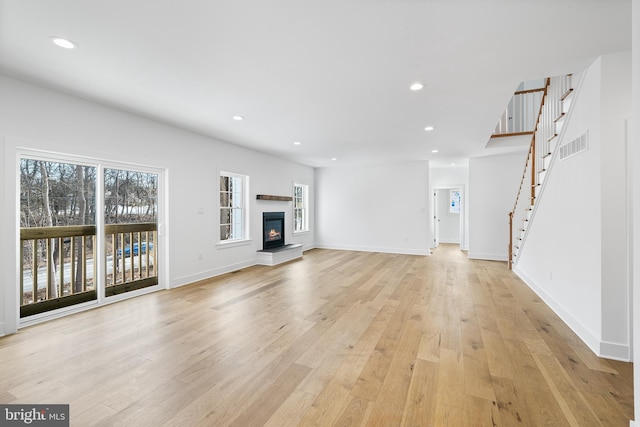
[216, 239, 253, 249]
[293, 230, 310, 236]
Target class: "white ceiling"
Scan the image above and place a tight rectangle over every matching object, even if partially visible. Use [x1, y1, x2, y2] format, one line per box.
[0, 0, 631, 168]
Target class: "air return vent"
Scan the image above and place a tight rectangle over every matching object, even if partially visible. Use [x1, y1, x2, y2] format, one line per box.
[559, 132, 588, 161]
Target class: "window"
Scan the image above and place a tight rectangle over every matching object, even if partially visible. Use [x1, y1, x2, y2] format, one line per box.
[293, 183, 309, 233]
[449, 189, 461, 214]
[220, 172, 248, 242]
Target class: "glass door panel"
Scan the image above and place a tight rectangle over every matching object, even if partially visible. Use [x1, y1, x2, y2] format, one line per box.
[19, 158, 97, 317]
[104, 168, 158, 296]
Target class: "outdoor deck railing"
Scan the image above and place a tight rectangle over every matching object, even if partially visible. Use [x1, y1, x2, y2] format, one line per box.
[105, 222, 158, 296]
[20, 221, 158, 317]
[20, 225, 97, 317]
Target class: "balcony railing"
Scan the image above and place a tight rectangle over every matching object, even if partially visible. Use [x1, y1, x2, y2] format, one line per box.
[20, 222, 158, 317]
[493, 87, 545, 137]
[105, 222, 157, 296]
[20, 225, 97, 317]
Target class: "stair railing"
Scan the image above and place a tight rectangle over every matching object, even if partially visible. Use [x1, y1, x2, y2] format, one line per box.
[508, 78, 550, 269]
[493, 88, 545, 136]
[508, 74, 573, 269]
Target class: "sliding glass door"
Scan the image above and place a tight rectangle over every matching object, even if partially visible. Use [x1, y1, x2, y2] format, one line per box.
[19, 155, 162, 319]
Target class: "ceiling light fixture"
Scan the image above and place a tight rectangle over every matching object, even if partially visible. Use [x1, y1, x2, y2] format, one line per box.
[293, 141, 301, 146]
[50, 36, 77, 49]
[232, 115, 244, 121]
[450, 163, 456, 166]
[424, 126, 435, 131]
[432, 149, 439, 153]
[331, 157, 338, 161]
[409, 82, 424, 91]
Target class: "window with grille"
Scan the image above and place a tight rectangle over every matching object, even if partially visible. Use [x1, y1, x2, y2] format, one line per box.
[293, 183, 308, 233]
[220, 172, 248, 242]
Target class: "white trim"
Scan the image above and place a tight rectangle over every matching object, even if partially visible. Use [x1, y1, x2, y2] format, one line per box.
[625, 117, 634, 361]
[315, 243, 429, 256]
[514, 266, 604, 358]
[219, 170, 250, 243]
[431, 184, 467, 251]
[11, 145, 168, 331]
[600, 340, 631, 362]
[438, 239, 461, 244]
[171, 259, 256, 288]
[293, 182, 309, 233]
[467, 252, 507, 261]
[215, 238, 253, 249]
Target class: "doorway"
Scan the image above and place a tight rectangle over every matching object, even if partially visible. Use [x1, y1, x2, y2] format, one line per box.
[431, 186, 465, 250]
[18, 153, 164, 323]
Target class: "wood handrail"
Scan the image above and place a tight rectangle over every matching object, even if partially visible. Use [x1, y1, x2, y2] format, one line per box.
[509, 77, 551, 269]
[490, 131, 533, 139]
[514, 87, 546, 95]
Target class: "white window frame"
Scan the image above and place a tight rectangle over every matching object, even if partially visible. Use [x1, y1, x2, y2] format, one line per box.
[219, 171, 250, 244]
[293, 183, 309, 234]
[13, 147, 167, 329]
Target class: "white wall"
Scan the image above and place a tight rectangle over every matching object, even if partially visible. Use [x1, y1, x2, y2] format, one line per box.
[515, 52, 632, 360]
[430, 165, 469, 250]
[600, 51, 632, 355]
[468, 152, 528, 261]
[0, 76, 315, 335]
[315, 162, 430, 255]
[515, 63, 603, 354]
[631, 0, 640, 423]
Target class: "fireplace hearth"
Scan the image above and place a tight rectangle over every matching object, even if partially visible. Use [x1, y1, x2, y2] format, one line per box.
[263, 212, 285, 250]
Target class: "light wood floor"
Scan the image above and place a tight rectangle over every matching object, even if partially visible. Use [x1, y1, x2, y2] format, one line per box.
[0, 245, 633, 426]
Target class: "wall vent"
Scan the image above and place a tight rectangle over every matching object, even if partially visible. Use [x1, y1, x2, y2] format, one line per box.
[559, 132, 588, 161]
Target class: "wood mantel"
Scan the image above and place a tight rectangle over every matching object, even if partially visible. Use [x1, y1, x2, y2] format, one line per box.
[256, 194, 293, 201]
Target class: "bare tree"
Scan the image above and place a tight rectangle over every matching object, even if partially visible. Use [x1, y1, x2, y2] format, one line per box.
[40, 161, 59, 299]
[74, 164, 87, 293]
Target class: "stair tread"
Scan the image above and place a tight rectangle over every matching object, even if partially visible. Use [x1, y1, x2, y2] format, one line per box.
[560, 88, 574, 101]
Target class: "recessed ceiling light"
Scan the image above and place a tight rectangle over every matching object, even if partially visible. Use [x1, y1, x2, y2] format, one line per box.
[331, 157, 338, 161]
[50, 37, 77, 49]
[293, 141, 302, 146]
[450, 163, 456, 166]
[424, 126, 435, 131]
[232, 115, 244, 121]
[410, 82, 424, 91]
[432, 149, 439, 153]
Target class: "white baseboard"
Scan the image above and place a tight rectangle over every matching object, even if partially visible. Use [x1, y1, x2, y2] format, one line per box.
[171, 259, 256, 288]
[467, 252, 508, 261]
[514, 267, 630, 361]
[438, 238, 461, 244]
[314, 243, 429, 256]
[600, 340, 631, 362]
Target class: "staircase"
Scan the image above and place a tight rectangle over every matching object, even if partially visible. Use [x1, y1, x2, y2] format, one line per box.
[508, 74, 575, 269]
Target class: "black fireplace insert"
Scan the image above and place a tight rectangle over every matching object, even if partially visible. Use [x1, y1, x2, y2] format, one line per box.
[263, 212, 285, 250]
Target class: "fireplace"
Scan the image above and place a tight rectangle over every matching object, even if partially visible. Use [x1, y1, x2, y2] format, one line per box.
[263, 212, 285, 250]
